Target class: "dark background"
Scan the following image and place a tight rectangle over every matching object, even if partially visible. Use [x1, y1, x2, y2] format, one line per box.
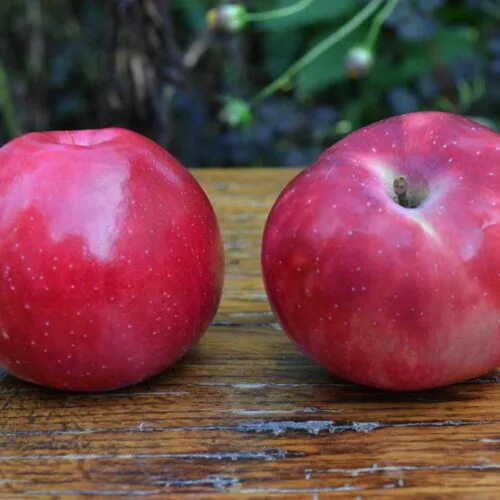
[0, 0, 499, 167]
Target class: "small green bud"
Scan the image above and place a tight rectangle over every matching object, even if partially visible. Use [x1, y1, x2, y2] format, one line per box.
[206, 4, 248, 33]
[345, 46, 374, 78]
[219, 98, 252, 127]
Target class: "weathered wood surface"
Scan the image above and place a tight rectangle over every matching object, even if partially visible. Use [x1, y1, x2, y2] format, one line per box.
[1, 168, 499, 498]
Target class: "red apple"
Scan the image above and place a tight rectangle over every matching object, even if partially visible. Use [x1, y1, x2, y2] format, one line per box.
[0, 128, 223, 391]
[262, 112, 500, 390]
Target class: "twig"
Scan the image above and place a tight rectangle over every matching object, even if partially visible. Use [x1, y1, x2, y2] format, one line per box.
[251, 0, 385, 104]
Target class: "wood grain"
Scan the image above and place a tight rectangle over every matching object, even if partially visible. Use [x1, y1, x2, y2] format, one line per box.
[1, 168, 499, 499]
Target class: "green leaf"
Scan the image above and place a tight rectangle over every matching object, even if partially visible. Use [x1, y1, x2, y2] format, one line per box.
[295, 28, 367, 98]
[263, 29, 303, 79]
[434, 26, 476, 64]
[369, 47, 431, 88]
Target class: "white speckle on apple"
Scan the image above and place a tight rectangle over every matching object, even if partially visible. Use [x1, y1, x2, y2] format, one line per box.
[43, 331, 49, 337]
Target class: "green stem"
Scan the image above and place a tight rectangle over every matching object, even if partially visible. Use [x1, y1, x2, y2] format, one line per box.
[251, 0, 385, 104]
[0, 61, 21, 138]
[247, 0, 314, 23]
[364, 0, 400, 50]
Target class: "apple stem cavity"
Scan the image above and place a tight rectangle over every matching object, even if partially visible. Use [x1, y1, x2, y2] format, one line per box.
[392, 176, 427, 209]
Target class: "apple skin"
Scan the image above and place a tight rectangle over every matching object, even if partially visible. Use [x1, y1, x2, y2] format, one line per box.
[262, 112, 500, 391]
[0, 128, 223, 391]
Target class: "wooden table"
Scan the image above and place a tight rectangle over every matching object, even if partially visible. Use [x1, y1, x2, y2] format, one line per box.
[1, 168, 500, 498]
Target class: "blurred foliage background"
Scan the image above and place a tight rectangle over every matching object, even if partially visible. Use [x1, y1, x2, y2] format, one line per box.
[0, 0, 499, 166]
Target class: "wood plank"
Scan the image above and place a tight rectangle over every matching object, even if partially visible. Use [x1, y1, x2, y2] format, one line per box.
[0, 168, 499, 498]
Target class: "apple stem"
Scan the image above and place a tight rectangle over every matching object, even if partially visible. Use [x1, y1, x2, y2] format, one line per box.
[393, 176, 412, 208]
[392, 176, 428, 209]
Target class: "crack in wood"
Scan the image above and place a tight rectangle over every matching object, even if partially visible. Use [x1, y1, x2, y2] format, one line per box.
[1, 418, 494, 438]
[150, 475, 239, 489]
[231, 419, 496, 436]
[0, 449, 301, 462]
[23, 489, 160, 496]
[304, 463, 500, 478]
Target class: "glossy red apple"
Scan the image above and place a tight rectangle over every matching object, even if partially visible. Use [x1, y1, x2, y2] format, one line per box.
[263, 112, 500, 390]
[0, 128, 223, 391]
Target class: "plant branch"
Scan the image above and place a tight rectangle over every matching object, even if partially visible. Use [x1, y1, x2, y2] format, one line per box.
[364, 0, 400, 50]
[247, 0, 314, 22]
[251, 0, 385, 104]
